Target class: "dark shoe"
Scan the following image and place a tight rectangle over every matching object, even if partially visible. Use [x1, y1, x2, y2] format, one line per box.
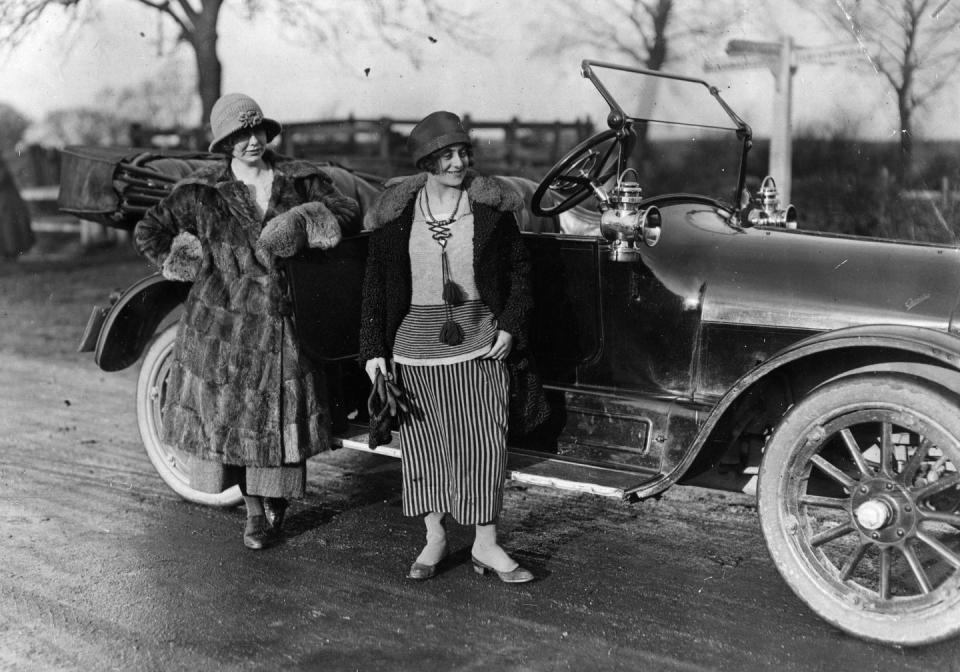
[243, 515, 278, 550]
[471, 556, 534, 583]
[263, 497, 288, 531]
[407, 547, 448, 581]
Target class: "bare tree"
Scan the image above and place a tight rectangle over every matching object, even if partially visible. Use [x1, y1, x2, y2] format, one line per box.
[0, 0, 480, 126]
[538, 0, 744, 157]
[543, 0, 744, 73]
[815, 0, 960, 179]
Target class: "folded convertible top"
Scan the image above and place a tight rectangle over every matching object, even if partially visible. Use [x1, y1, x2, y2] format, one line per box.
[57, 145, 383, 230]
[58, 146, 217, 229]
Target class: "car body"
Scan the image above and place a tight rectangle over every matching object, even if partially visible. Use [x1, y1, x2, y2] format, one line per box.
[71, 61, 960, 646]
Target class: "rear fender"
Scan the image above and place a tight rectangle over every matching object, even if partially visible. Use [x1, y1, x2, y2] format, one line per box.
[95, 274, 190, 372]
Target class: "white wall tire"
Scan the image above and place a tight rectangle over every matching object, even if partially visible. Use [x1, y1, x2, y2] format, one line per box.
[136, 323, 242, 508]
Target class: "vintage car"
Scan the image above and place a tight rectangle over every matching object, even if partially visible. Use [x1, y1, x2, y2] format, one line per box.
[67, 61, 960, 647]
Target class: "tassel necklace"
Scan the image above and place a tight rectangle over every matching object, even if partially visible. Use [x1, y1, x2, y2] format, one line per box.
[422, 185, 467, 346]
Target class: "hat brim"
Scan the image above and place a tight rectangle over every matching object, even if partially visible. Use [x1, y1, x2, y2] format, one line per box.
[412, 131, 471, 165]
[208, 118, 282, 153]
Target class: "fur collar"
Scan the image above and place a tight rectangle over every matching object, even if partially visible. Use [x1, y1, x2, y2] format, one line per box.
[363, 171, 523, 230]
[175, 150, 330, 189]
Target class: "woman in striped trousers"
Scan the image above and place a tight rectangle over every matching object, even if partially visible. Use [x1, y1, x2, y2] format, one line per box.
[359, 111, 549, 583]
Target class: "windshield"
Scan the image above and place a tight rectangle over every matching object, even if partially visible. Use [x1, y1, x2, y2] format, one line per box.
[581, 61, 750, 206]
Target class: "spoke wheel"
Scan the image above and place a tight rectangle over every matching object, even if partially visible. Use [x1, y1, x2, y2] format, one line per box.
[136, 324, 241, 507]
[758, 373, 960, 646]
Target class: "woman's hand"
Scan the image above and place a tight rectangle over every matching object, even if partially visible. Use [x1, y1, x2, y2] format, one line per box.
[482, 330, 514, 360]
[364, 357, 388, 383]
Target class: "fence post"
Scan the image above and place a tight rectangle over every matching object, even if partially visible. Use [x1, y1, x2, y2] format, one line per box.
[279, 125, 294, 156]
[551, 121, 562, 164]
[345, 114, 357, 157]
[378, 117, 392, 163]
[943, 176, 950, 211]
[505, 117, 518, 168]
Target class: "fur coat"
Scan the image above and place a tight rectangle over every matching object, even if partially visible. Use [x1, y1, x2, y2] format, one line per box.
[359, 171, 550, 437]
[134, 151, 361, 467]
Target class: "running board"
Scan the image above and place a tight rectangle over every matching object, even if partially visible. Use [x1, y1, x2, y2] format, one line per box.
[333, 427, 658, 500]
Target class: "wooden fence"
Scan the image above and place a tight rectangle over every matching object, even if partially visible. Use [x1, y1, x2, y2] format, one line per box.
[13, 116, 593, 252]
[130, 115, 595, 179]
[902, 177, 960, 209]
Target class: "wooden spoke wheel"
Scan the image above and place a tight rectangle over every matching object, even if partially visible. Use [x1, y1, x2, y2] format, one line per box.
[758, 373, 960, 646]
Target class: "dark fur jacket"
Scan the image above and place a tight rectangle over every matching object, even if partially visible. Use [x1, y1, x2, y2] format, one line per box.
[359, 171, 550, 437]
[134, 151, 361, 467]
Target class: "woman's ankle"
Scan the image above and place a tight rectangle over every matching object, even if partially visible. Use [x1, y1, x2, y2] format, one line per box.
[471, 540, 518, 572]
[415, 512, 447, 565]
[243, 495, 264, 517]
[415, 539, 448, 566]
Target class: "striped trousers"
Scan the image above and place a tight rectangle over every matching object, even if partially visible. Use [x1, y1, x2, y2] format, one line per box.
[398, 358, 509, 524]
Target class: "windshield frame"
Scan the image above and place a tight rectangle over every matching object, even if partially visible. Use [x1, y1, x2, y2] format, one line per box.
[580, 59, 753, 211]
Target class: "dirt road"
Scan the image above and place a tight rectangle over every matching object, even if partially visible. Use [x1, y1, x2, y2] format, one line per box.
[2, 248, 960, 671]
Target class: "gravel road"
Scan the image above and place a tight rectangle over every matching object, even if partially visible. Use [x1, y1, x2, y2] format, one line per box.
[2, 246, 959, 671]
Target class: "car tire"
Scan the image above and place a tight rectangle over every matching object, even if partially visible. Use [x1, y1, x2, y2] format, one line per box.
[136, 323, 242, 508]
[758, 372, 960, 646]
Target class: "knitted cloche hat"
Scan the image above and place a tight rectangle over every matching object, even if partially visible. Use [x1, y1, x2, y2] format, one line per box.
[407, 111, 471, 165]
[208, 93, 282, 153]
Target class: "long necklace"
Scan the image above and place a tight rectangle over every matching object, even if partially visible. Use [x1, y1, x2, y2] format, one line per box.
[421, 186, 466, 346]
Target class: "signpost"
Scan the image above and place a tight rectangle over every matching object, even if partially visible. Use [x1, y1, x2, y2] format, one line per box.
[705, 37, 866, 205]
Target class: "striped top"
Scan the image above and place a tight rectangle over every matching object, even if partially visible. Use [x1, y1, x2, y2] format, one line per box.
[393, 190, 498, 365]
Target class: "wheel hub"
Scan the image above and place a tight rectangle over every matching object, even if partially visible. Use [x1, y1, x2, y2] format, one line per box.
[850, 478, 918, 543]
[854, 500, 891, 530]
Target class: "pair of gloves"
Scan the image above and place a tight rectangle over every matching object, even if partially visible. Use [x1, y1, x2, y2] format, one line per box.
[367, 370, 409, 449]
[161, 202, 342, 282]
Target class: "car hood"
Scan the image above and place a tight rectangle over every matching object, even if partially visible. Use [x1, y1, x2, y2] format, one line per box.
[642, 203, 960, 334]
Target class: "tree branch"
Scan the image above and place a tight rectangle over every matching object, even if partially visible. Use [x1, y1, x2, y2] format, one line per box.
[0, 0, 81, 49]
[130, 0, 192, 37]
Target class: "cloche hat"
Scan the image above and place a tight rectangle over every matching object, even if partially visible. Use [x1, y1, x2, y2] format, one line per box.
[208, 93, 282, 153]
[407, 111, 471, 165]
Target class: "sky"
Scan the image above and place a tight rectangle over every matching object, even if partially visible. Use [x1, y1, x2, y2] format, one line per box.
[0, 0, 958, 142]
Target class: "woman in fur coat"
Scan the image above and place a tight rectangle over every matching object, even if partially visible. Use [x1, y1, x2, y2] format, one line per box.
[135, 93, 361, 550]
[360, 111, 549, 583]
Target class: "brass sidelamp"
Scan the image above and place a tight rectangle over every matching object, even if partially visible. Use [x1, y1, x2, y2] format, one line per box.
[598, 169, 662, 262]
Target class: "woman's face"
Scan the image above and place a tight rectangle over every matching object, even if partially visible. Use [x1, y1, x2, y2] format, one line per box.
[431, 144, 470, 188]
[228, 126, 268, 164]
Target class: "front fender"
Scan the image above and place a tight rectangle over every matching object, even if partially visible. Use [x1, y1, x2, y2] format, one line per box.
[756, 323, 960, 369]
[671, 324, 960, 489]
[94, 274, 190, 372]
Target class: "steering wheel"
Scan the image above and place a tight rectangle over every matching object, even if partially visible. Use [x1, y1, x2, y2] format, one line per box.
[531, 127, 637, 217]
